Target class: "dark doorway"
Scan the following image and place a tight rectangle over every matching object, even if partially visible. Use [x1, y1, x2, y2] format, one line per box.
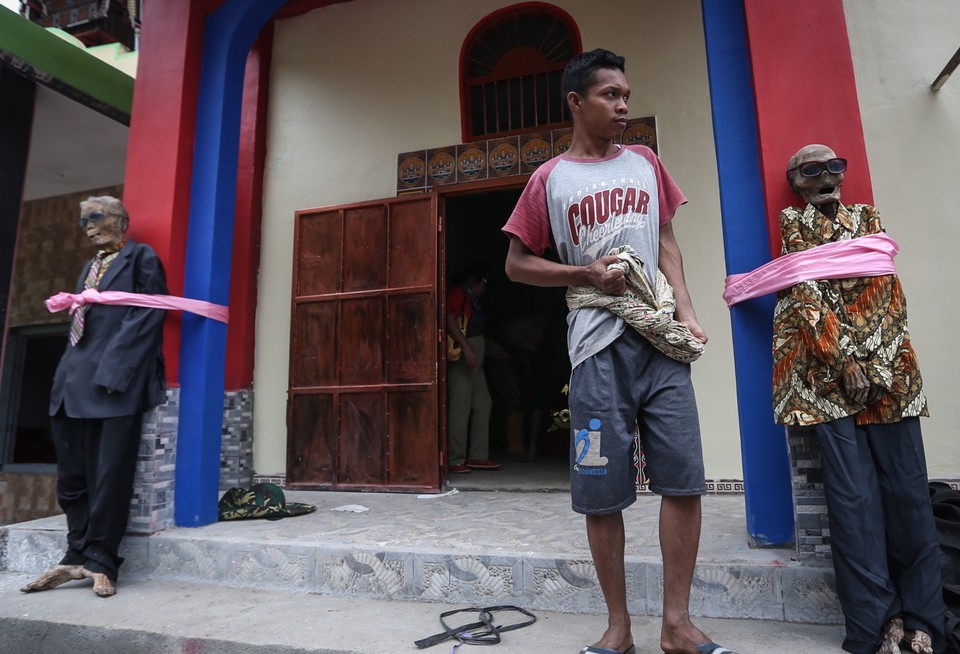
[444, 188, 570, 490]
[0, 325, 67, 468]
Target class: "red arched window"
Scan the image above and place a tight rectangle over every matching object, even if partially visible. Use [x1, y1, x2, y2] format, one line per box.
[460, 3, 582, 141]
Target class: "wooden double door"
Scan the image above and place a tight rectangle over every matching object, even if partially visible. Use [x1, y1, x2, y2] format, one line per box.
[286, 195, 444, 492]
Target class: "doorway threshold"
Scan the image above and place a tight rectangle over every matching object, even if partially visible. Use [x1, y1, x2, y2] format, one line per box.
[448, 455, 568, 493]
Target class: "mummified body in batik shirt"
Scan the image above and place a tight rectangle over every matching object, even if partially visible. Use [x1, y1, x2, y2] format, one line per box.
[772, 202, 927, 426]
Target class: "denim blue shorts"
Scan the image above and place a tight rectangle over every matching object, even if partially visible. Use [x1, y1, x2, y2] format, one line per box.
[568, 328, 706, 515]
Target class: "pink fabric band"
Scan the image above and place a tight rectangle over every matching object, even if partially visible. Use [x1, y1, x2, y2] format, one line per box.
[46, 289, 229, 323]
[723, 232, 899, 307]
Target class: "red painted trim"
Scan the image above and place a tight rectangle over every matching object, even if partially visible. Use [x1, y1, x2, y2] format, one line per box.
[122, 0, 206, 386]
[743, 0, 873, 258]
[226, 25, 273, 390]
[458, 2, 583, 142]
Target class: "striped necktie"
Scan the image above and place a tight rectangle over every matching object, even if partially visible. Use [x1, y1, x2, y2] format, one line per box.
[68, 252, 109, 346]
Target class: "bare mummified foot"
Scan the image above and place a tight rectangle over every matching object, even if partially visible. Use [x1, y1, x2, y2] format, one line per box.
[904, 629, 933, 654]
[876, 617, 904, 654]
[81, 568, 116, 597]
[19, 565, 86, 593]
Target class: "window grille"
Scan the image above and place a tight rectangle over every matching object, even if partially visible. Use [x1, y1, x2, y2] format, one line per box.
[461, 4, 581, 140]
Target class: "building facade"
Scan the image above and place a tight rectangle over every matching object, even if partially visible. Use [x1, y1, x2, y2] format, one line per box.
[3, 0, 959, 549]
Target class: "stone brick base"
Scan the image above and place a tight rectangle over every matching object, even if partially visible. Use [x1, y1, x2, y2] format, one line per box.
[787, 424, 960, 561]
[220, 389, 253, 490]
[787, 426, 831, 560]
[128, 387, 254, 534]
[129, 391, 180, 534]
[2, 388, 254, 535]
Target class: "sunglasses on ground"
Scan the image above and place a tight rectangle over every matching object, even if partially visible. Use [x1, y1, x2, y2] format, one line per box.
[788, 158, 847, 178]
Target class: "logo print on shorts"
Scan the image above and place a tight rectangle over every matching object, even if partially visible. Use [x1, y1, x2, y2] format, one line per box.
[575, 417, 609, 476]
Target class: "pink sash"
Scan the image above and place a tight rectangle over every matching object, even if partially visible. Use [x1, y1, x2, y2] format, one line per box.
[46, 289, 229, 323]
[723, 232, 899, 307]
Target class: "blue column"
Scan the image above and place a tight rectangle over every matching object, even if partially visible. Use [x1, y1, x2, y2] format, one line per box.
[174, 0, 289, 527]
[701, 0, 794, 546]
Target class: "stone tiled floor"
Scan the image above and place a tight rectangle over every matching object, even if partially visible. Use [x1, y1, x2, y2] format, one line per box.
[3, 486, 842, 624]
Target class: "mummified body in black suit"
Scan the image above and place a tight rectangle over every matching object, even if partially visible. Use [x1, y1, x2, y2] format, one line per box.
[21, 196, 167, 598]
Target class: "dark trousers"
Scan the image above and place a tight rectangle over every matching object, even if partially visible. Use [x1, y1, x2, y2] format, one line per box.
[51, 411, 143, 582]
[813, 416, 946, 654]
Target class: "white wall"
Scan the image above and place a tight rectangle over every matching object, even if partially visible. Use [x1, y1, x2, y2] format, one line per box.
[844, 0, 960, 477]
[254, 0, 740, 478]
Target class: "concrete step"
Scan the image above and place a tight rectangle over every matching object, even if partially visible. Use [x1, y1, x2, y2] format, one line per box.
[0, 490, 843, 627]
[0, 571, 846, 654]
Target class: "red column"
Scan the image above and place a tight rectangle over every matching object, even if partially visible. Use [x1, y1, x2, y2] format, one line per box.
[122, 0, 205, 384]
[743, 0, 873, 256]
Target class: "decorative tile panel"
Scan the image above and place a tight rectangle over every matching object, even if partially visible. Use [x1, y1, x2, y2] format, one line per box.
[397, 150, 427, 191]
[426, 147, 458, 188]
[518, 132, 552, 173]
[487, 137, 521, 178]
[455, 144, 487, 183]
[396, 119, 658, 193]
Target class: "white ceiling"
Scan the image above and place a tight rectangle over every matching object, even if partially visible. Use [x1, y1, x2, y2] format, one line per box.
[21, 85, 129, 201]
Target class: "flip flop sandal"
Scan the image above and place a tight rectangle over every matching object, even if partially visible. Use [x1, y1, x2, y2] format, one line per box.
[696, 643, 740, 654]
[580, 646, 636, 654]
[414, 605, 536, 649]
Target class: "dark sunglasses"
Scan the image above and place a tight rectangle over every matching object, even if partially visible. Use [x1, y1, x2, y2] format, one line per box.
[788, 158, 847, 178]
[79, 212, 110, 228]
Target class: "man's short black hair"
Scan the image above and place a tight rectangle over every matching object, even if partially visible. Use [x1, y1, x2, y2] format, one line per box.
[561, 48, 626, 99]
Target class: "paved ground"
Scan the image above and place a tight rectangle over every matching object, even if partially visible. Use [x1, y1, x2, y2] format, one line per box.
[1, 461, 849, 653]
[0, 571, 846, 654]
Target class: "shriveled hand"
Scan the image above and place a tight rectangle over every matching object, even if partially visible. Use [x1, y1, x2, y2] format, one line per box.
[865, 384, 885, 405]
[842, 360, 870, 404]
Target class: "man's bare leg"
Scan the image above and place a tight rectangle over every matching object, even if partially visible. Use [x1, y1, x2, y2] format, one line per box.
[20, 564, 86, 593]
[585, 511, 634, 653]
[659, 495, 711, 654]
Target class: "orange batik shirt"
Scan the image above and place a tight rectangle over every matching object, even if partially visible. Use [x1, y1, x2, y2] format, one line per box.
[772, 203, 928, 426]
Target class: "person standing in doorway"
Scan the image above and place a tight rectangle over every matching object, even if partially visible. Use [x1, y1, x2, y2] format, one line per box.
[446, 260, 500, 474]
[503, 49, 732, 654]
[20, 196, 167, 598]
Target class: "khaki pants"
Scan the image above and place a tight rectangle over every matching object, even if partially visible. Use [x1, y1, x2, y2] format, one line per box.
[447, 335, 491, 465]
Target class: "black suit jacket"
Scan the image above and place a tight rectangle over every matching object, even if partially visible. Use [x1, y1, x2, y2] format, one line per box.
[49, 240, 168, 419]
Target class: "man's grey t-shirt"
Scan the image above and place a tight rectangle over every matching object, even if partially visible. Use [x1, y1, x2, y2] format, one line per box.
[503, 145, 686, 368]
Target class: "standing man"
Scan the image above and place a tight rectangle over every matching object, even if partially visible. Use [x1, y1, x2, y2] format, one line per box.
[773, 145, 945, 654]
[21, 196, 168, 598]
[445, 260, 500, 474]
[503, 49, 732, 654]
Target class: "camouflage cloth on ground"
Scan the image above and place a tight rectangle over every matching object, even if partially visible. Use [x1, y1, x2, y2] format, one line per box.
[218, 482, 316, 521]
